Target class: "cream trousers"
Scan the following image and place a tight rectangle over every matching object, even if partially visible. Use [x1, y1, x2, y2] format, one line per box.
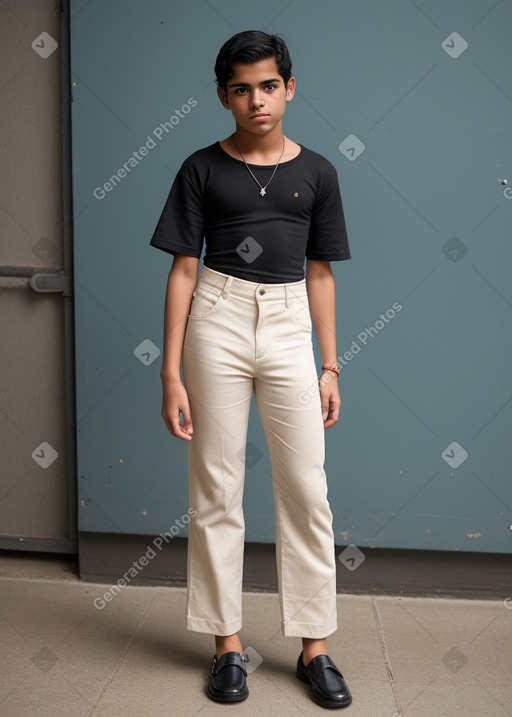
[182, 265, 337, 638]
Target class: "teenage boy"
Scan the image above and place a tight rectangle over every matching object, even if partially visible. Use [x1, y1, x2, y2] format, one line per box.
[150, 30, 352, 708]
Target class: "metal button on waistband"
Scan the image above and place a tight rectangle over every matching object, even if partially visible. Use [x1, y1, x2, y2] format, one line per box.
[259, 287, 266, 295]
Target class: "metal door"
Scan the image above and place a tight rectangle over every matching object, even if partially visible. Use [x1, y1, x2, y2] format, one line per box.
[0, 1, 76, 552]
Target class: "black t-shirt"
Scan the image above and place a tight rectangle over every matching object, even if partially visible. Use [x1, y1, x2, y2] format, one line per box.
[150, 142, 350, 283]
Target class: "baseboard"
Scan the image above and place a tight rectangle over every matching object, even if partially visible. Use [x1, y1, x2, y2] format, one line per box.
[78, 532, 511, 600]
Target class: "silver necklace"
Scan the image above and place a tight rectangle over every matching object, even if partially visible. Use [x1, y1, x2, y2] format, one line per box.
[233, 136, 285, 196]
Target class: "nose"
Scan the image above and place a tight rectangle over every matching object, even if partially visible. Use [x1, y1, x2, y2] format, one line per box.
[250, 89, 264, 108]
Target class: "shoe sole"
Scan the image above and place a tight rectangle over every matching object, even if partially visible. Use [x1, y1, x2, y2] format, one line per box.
[207, 686, 249, 703]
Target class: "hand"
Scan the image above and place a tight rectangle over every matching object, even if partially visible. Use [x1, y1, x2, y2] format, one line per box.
[161, 377, 193, 440]
[319, 371, 341, 429]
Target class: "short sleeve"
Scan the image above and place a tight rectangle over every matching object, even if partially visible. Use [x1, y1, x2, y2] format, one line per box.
[306, 163, 351, 262]
[149, 157, 205, 257]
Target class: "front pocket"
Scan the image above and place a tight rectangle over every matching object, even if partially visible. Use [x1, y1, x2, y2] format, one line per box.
[188, 283, 223, 318]
[291, 300, 312, 331]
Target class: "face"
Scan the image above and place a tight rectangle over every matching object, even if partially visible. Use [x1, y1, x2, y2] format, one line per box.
[217, 57, 295, 135]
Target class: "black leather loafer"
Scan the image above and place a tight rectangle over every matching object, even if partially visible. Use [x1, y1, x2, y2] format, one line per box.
[296, 651, 352, 708]
[207, 651, 249, 703]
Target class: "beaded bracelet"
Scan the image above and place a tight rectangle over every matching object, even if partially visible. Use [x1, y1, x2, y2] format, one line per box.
[321, 364, 340, 376]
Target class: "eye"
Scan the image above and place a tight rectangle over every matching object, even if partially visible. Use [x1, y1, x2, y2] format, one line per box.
[265, 84, 276, 92]
[234, 88, 247, 95]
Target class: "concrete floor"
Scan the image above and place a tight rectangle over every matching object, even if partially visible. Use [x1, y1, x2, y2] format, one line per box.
[0, 553, 511, 717]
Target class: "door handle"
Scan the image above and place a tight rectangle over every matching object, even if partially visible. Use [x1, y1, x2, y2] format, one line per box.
[0, 266, 72, 296]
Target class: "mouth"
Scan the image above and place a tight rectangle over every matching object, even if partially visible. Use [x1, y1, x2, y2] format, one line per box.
[250, 113, 270, 120]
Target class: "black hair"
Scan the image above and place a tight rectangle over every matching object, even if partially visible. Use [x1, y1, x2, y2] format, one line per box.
[214, 30, 292, 92]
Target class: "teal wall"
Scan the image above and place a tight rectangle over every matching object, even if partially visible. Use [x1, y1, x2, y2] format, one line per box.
[71, 0, 512, 553]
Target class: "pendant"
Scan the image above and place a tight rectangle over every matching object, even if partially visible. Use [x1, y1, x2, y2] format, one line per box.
[259, 187, 266, 197]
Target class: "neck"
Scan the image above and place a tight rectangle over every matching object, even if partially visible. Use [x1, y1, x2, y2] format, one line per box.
[232, 123, 284, 158]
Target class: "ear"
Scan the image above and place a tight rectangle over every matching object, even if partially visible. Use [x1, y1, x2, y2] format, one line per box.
[217, 86, 231, 109]
[285, 76, 296, 102]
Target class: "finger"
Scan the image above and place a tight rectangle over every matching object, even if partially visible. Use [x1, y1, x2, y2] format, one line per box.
[323, 398, 340, 429]
[321, 395, 330, 423]
[179, 406, 194, 437]
[166, 410, 193, 441]
[329, 400, 340, 425]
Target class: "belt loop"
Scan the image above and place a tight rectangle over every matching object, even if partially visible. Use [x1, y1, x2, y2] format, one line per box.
[285, 284, 290, 308]
[222, 275, 233, 299]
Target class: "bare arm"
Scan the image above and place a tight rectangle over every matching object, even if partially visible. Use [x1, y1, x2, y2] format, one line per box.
[160, 253, 199, 440]
[305, 259, 341, 429]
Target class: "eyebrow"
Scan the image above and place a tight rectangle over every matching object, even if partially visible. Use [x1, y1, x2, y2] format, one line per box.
[227, 78, 282, 88]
